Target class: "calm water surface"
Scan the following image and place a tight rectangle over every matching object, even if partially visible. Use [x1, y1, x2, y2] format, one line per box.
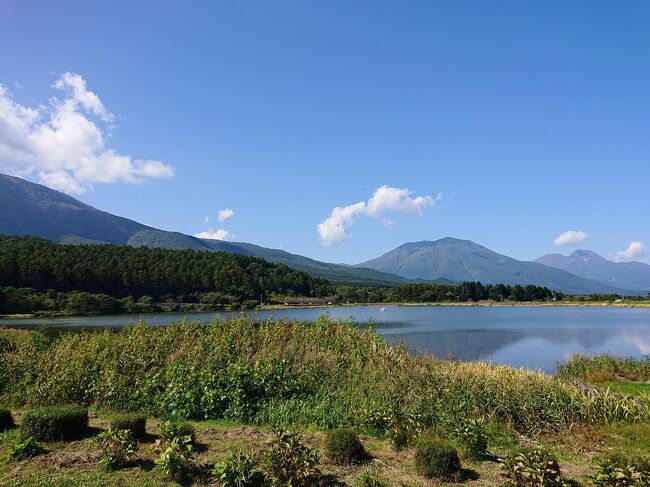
[2, 305, 649, 372]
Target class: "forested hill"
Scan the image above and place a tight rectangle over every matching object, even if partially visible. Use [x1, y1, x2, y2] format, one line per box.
[0, 236, 331, 301]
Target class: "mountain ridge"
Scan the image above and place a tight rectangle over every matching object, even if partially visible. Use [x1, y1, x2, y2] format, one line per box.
[356, 237, 641, 295]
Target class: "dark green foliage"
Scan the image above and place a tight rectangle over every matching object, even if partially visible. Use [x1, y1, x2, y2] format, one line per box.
[110, 414, 147, 439]
[501, 447, 569, 486]
[97, 429, 138, 470]
[0, 236, 331, 312]
[263, 429, 320, 486]
[20, 405, 89, 441]
[9, 436, 47, 460]
[452, 418, 489, 460]
[324, 428, 365, 465]
[588, 454, 650, 486]
[414, 436, 461, 480]
[213, 451, 264, 487]
[0, 408, 14, 431]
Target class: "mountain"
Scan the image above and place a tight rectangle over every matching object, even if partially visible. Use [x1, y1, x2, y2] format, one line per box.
[356, 238, 640, 295]
[0, 174, 404, 286]
[535, 250, 650, 294]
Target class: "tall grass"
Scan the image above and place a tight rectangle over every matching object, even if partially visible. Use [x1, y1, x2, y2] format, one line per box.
[556, 354, 650, 383]
[1, 318, 648, 434]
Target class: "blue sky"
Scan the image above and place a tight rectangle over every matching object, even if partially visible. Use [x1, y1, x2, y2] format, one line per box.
[1, 1, 649, 264]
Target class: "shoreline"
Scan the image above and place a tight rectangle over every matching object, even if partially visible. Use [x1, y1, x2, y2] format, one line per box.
[2, 299, 650, 320]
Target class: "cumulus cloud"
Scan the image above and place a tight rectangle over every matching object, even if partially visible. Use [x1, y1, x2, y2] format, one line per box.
[614, 241, 645, 262]
[317, 185, 441, 246]
[553, 230, 588, 246]
[218, 208, 235, 222]
[0, 72, 173, 194]
[194, 229, 233, 241]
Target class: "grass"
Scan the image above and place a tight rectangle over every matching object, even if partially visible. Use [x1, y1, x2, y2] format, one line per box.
[0, 414, 649, 486]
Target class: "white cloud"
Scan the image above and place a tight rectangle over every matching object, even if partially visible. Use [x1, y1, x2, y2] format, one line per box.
[317, 185, 441, 246]
[194, 229, 233, 241]
[614, 241, 645, 262]
[218, 208, 235, 222]
[0, 72, 173, 194]
[553, 230, 588, 246]
[203, 216, 210, 225]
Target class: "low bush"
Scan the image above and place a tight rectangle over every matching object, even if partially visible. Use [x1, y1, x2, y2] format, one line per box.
[20, 405, 88, 441]
[213, 451, 264, 487]
[0, 408, 14, 431]
[263, 429, 320, 486]
[110, 414, 147, 439]
[155, 432, 196, 482]
[9, 436, 47, 460]
[357, 471, 387, 487]
[588, 454, 650, 486]
[159, 420, 196, 444]
[453, 418, 489, 460]
[556, 354, 650, 383]
[97, 429, 138, 470]
[414, 436, 461, 480]
[501, 447, 569, 486]
[325, 428, 366, 465]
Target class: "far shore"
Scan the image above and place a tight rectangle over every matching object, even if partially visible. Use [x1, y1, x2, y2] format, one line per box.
[2, 299, 649, 320]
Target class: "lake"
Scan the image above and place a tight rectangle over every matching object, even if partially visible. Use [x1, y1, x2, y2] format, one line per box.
[2, 305, 649, 372]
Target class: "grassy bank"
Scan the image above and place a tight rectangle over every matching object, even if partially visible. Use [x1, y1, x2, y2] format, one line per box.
[1, 319, 649, 485]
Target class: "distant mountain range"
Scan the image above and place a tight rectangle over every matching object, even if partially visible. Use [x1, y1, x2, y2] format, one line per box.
[536, 250, 650, 294]
[1, 173, 646, 295]
[0, 174, 404, 286]
[356, 238, 638, 295]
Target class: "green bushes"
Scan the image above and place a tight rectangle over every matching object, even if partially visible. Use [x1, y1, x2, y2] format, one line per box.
[20, 405, 88, 441]
[110, 414, 147, 439]
[9, 436, 47, 460]
[414, 436, 461, 480]
[154, 428, 196, 481]
[97, 429, 138, 470]
[263, 429, 320, 486]
[452, 418, 489, 459]
[213, 451, 264, 487]
[159, 420, 196, 444]
[588, 454, 650, 486]
[1, 320, 648, 436]
[0, 408, 14, 431]
[325, 428, 366, 465]
[501, 447, 569, 486]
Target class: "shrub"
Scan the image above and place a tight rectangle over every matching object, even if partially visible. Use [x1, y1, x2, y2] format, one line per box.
[9, 436, 47, 460]
[213, 451, 264, 487]
[159, 420, 196, 444]
[358, 471, 387, 487]
[110, 414, 147, 439]
[155, 433, 196, 482]
[501, 447, 569, 486]
[414, 436, 461, 480]
[588, 454, 650, 486]
[325, 428, 366, 465]
[20, 405, 88, 441]
[453, 418, 489, 460]
[263, 429, 320, 486]
[97, 429, 138, 470]
[0, 408, 14, 431]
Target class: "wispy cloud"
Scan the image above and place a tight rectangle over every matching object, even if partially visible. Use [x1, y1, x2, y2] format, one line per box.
[553, 230, 588, 246]
[217, 208, 235, 223]
[0, 72, 173, 194]
[317, 185, 441, 246]
[194, 229, 233, 241]
[614, 241, 645, 262]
